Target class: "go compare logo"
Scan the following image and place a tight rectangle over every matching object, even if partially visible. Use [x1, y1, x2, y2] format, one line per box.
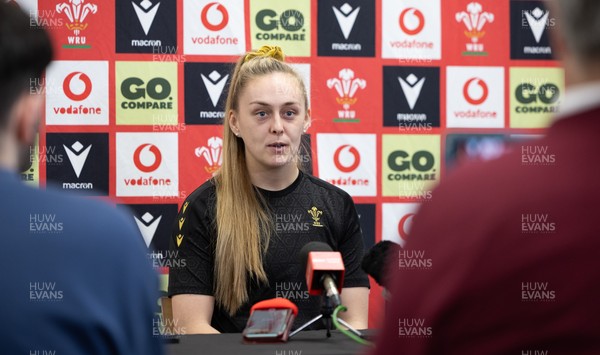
[116, 61, 177, 125]
[514, 83, 560, 113]
[382, 134, 439, 197]
[251, 0, 310, 57]
[255, 8, 306, 40]
[120, 77, 173, 110]
[510, 67, 564, 128]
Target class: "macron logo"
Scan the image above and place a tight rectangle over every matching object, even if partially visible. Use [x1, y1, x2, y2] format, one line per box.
[524, 7, 549, 43]
[132, 0, 160, 36]
[64, 141, 91, 178]
[332, 3, 360, 40]
[134, 212, 162, 248]
[201, 70, 229, 107]
[398, 74, 425, 110]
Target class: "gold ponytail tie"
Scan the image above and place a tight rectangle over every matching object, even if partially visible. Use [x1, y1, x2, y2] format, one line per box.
[243, 45, 285, 63]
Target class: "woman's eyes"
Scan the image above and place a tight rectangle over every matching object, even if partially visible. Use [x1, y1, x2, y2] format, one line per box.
[254, 110, 297, 119]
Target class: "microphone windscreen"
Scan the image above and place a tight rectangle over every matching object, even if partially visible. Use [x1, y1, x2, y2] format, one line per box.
[298, 241, 333, 273]
[361, 240, 401, 288]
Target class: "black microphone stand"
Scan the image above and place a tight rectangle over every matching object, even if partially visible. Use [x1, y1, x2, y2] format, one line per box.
[288, 295, 364, 339]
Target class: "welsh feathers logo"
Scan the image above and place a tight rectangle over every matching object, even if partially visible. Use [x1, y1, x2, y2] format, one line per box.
[455, 2, 495, 55]
[56, 0, 98, 48]
[327, 68, 366, 122]
[194, 136, 223, 174]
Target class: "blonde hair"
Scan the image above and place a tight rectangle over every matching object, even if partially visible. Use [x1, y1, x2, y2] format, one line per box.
[214, 46, 309, 315]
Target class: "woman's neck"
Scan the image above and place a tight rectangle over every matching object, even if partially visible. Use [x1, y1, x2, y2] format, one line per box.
[248, 165, 300, 191]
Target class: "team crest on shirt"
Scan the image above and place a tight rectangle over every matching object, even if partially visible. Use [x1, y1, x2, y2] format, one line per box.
[307, 206, 324, 227]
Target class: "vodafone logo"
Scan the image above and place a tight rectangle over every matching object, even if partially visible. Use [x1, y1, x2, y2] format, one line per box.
[134, 144, 162, 173]
[399, 8, 425, 36]
[334, 145, 360, 173]
[46, 61, 108, 124]
[447, 67, 503, 128]
[317, 133, 375, 196]
[201, 2, 228, 31]
[398, 213, 415, 242]
[463, 78, 489, 105]
[117, 132, 177, 196]
[63, 72, 92, 101]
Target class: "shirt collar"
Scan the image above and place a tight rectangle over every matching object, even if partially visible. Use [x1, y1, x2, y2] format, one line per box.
[555, 81, 600, 121]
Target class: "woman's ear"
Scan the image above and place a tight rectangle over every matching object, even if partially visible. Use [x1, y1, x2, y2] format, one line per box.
[16, 92, 42, 146]
[228, 110, 240, 136]
[303, 108, 311, 133]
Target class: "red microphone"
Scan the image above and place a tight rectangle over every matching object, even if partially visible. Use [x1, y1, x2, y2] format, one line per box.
[243, 298, 297, 342]
[299, 242, 345, 306]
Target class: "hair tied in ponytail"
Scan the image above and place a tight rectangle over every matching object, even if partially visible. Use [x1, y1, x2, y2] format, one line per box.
[243, 45, 285, 63]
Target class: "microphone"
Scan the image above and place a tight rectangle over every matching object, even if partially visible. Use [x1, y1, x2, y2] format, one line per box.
[243, 298, 297, 342]
[299, 242, 345, 307]
[361, 240, 401, 288]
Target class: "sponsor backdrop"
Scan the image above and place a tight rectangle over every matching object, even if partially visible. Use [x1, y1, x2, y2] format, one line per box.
[16, 0, 562, 327]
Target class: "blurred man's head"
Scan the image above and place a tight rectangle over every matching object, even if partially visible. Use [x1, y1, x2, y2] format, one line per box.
[0, 2, 52, 171]
[547, 0, 600, 84]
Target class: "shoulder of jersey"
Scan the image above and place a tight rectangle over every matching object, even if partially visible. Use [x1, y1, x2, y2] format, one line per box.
[179, 178, 216, 216]
[303, 173, 351, 200]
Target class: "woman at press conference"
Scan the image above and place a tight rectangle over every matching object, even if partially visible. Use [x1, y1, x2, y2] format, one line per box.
[166, 45, 370, 334]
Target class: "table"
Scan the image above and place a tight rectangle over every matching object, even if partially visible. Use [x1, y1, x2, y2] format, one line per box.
[165, 330, 376, 355]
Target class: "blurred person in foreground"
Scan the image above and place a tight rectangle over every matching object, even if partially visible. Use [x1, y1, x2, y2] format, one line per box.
[371, 0, 600, 354]
[0, 3, 162, 354]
